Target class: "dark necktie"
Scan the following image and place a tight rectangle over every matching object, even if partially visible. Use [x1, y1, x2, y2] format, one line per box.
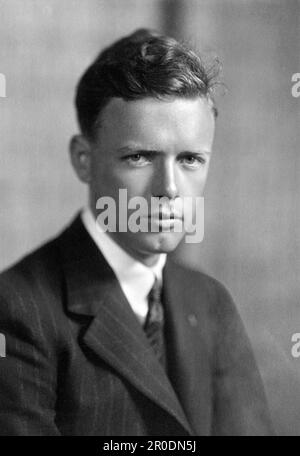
[143, 277, 166, 368]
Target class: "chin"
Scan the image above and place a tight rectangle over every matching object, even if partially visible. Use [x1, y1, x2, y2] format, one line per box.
[134, 231, 185, 255]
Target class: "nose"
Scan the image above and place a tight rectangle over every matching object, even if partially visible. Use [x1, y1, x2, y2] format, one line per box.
[152, 158, 179, 200]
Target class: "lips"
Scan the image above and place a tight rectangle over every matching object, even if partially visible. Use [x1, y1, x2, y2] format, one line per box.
[148, 212, 182, 220]
[148, 210, 182, 220]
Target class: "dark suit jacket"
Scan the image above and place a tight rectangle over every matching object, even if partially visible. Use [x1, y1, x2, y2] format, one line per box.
[0, 214, 273, 435]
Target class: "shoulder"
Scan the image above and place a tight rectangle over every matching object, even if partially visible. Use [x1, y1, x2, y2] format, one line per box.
[0, 219, 73, 333]
[165, 257, 255, 369]
[165, 256, 246, 343]
[0, 213, 81, 298]
[0, 236, 60, 300]
[0, 221, 77, 354]
[166, 256, 236, 310]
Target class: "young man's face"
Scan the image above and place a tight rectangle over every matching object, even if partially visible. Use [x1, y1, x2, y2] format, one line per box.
[87, 96, 215, 265]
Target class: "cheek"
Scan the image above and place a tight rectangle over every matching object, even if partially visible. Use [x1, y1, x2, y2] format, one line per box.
[180, 170, 209, 196]
[116, 169, 152, 197]
[91, 162, 122, 193]
[92, 166, 152, 204]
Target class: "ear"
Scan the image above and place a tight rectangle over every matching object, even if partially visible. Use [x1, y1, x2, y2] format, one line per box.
[69, 134, 92, 184]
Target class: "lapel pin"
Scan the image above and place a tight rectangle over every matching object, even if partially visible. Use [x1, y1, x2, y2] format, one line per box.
[187, 314, 198, 327]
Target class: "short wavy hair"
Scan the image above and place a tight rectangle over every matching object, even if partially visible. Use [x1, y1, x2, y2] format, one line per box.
[75, 28, 220, 139]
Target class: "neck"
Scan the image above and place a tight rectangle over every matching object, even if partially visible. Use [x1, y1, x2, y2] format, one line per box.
[88, 201, 163, 267]
[106, 231, 162, 267]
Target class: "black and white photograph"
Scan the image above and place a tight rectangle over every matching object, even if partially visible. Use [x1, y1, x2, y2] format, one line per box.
[0, 0, 299, 438]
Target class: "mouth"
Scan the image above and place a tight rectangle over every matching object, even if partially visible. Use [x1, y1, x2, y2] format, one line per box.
[144, 213, 184, 232]
[147, 212, 182, 221]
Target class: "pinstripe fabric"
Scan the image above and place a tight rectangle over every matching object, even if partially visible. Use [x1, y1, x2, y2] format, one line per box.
[0, 214, 274, 435]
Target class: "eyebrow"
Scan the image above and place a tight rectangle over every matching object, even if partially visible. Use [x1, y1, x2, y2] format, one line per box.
[116, 145, 211, 155]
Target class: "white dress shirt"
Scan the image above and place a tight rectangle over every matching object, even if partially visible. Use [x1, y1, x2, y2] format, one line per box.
[81, 207, 167, 325]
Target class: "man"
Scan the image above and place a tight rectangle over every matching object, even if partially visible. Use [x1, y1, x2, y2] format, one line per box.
[0, 29, 273, 435]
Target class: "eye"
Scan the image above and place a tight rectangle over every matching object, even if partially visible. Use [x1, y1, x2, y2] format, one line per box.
[124, 153, 151, 167]
[180, 155, 206, 168]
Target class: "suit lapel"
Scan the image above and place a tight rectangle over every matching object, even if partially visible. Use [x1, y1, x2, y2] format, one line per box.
[163, 259, 213, 436]
[58, 215, 194, 436]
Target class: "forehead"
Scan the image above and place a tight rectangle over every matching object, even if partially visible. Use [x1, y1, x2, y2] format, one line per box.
[95, 97, 215, 151]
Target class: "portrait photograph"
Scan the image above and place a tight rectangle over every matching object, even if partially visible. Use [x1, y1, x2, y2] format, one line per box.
[0, 0, 299, 438]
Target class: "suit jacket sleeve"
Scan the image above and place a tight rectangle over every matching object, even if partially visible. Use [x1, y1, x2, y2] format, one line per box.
[0, 275, 61, 436]
[211, 280, 274, 435]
